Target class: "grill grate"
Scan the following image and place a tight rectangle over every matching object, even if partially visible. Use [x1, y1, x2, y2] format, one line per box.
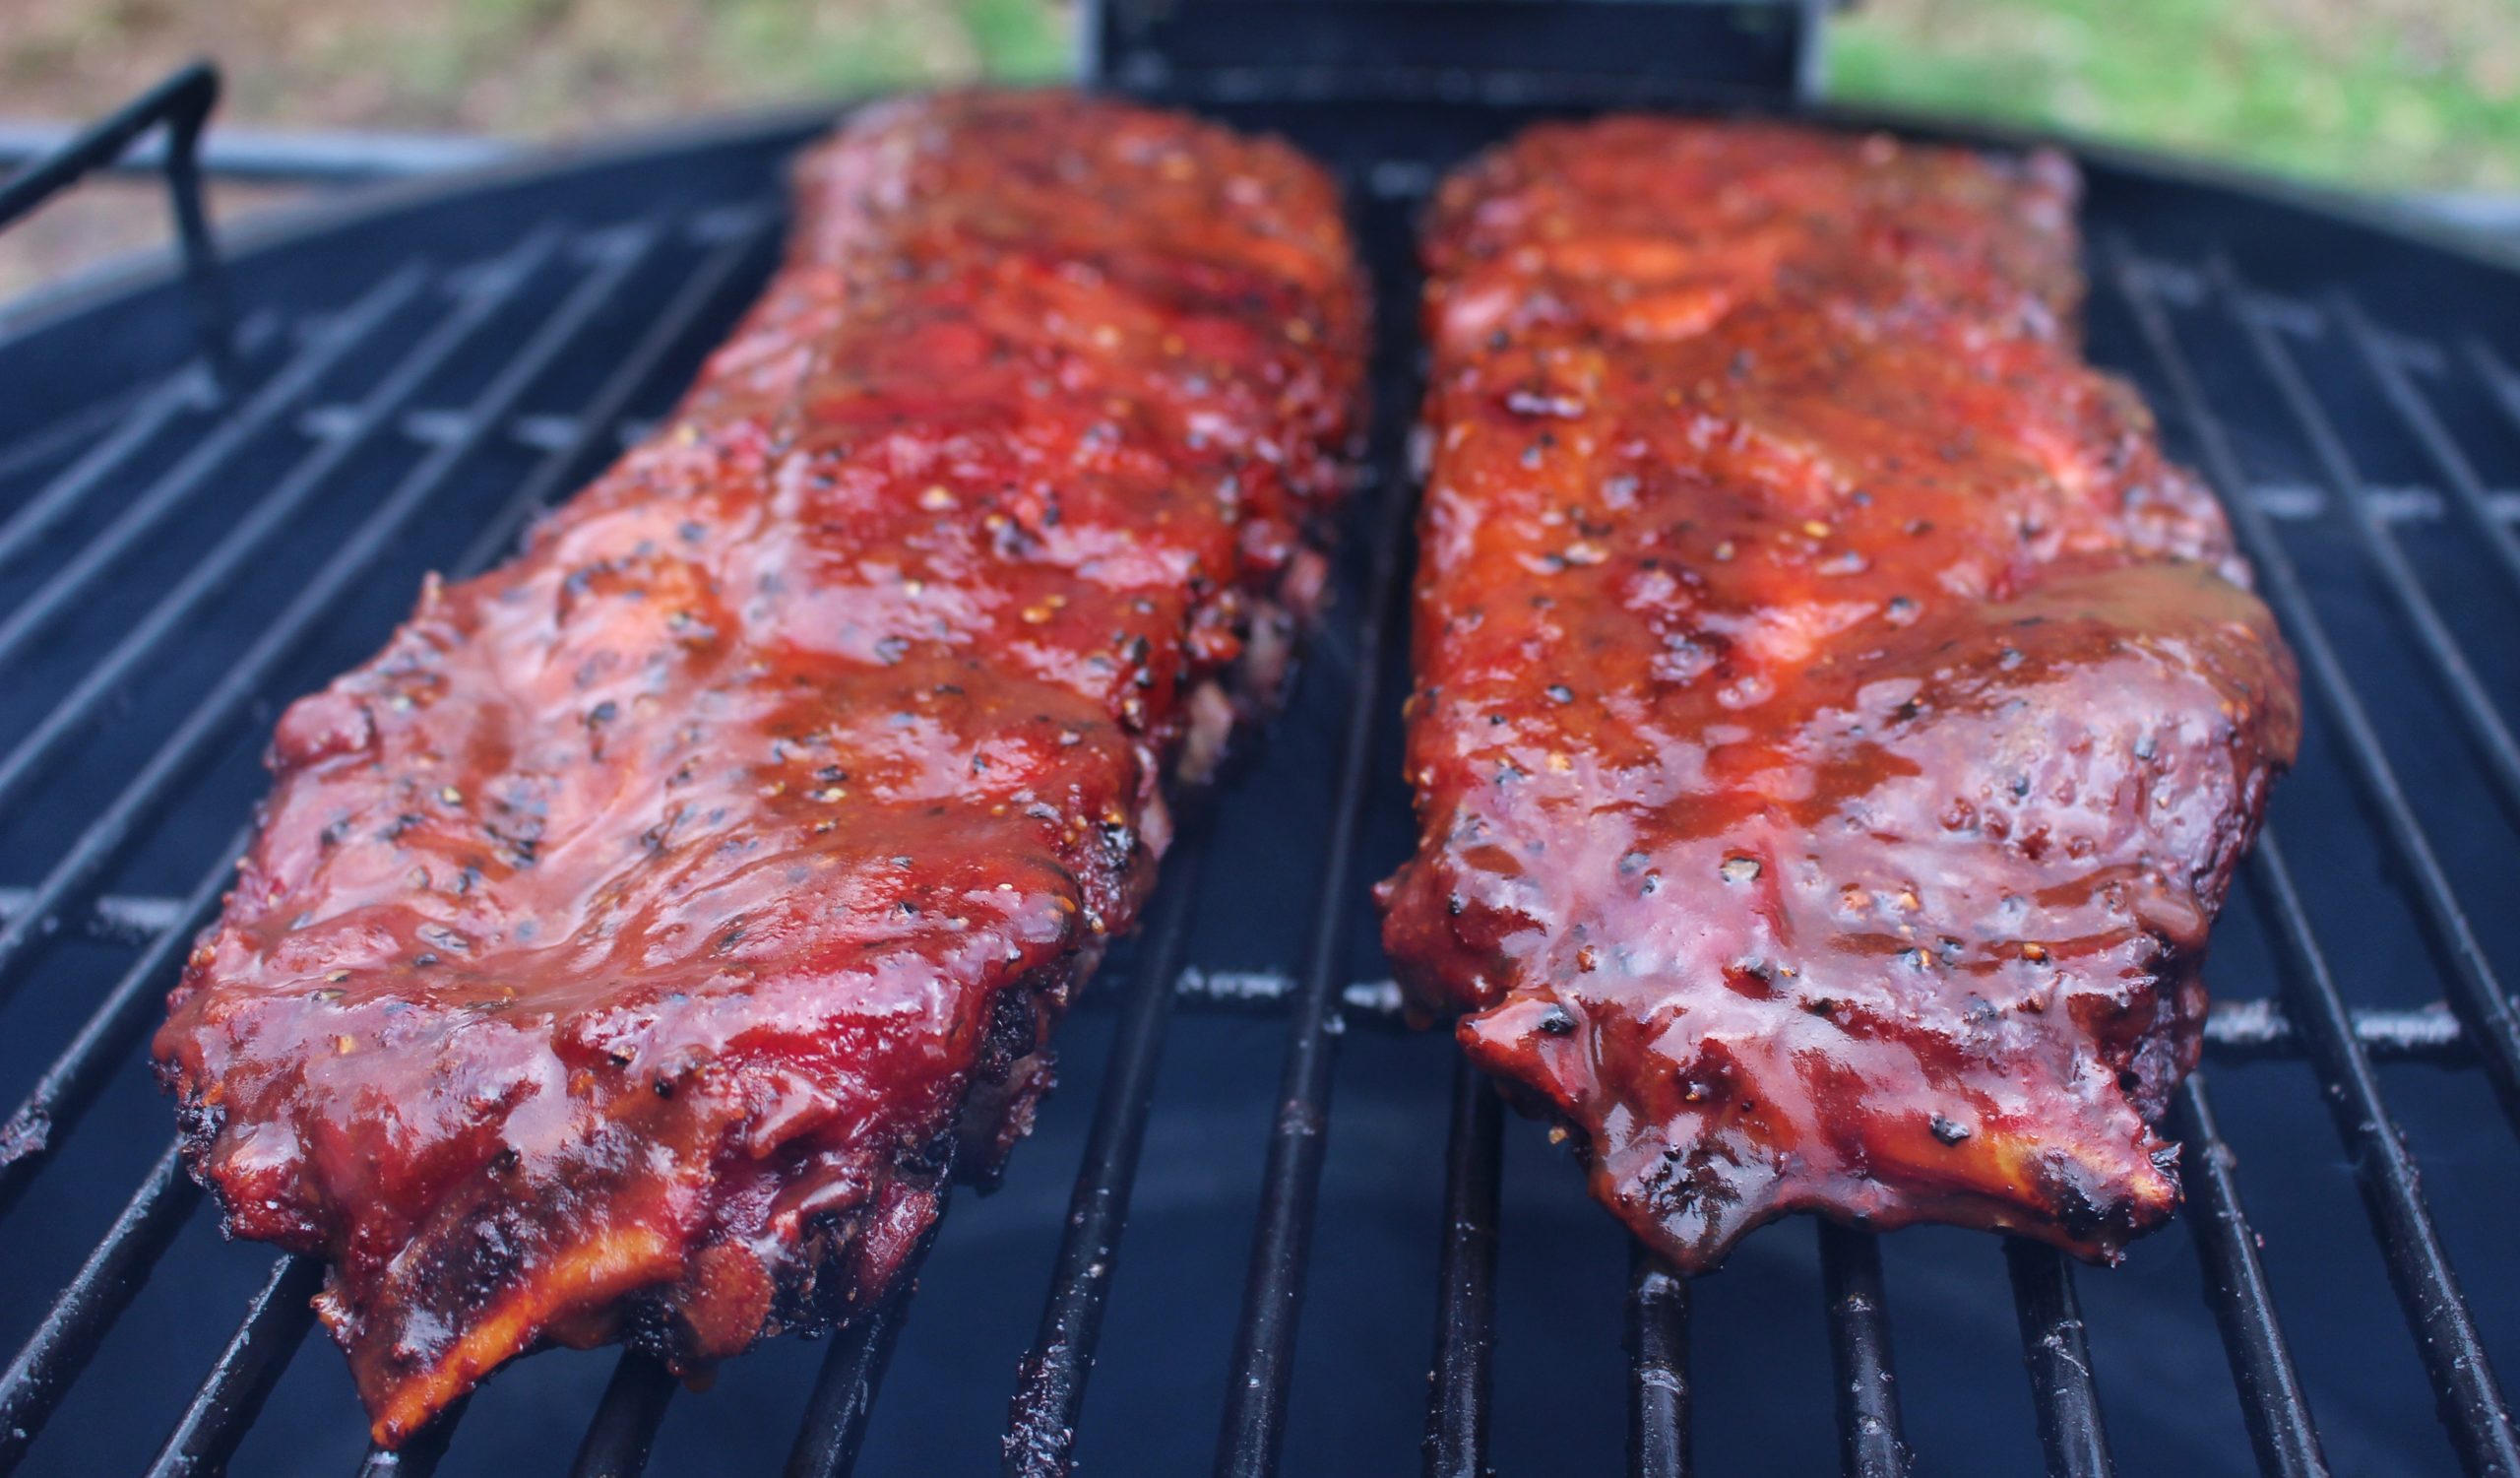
[2, 68, 2519, 1478]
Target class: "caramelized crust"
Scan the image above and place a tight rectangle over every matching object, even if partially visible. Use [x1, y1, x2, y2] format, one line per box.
[1378, 118, 2298, 1270]
[156, 92, 1364, 1445]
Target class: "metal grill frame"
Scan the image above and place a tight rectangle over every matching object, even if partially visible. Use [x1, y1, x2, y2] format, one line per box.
[0, 46, 2518, 1478]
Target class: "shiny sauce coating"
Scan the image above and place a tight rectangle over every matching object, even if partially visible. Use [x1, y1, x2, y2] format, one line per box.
[1378, 118, 2299, 1270]
[156, 92, 1364, 1444]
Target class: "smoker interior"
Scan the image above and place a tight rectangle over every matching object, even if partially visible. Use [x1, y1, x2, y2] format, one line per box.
[1, 85, 2519, 1478]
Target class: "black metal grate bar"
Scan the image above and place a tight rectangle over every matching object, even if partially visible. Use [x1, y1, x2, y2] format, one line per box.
[1211, 457, 1416, 1478]
[2104, 239, 2520, 1136]
[2169, 1073, 2331, 1478]
[2245, 836, 2520, 1477]
[568, 1353, 679, 1478]
[783, 1221, 940, 1478]
[1421, 1059, 1504, 1478]
[0, 381, 164, 489]
[0, 225, 664, 1003]
[2004, 1240, 2115, 1478]
[0, 233, 557, 826]
[0, 830, 238, 1222]
[1005, 843, 1212, 1477]
[1817, 1223, 1911, 1478]
[142, 1254, 323, 1478]
[2465, 340, 2520, 482]
[2332, 300, 2520, 605]
[1626, 1245, 1692, 1478]
[0, 1141, 201, 1473]
[0, 366, 213, 572]
[2221, 268, 2520, 825]
[0, 271, 415, 686]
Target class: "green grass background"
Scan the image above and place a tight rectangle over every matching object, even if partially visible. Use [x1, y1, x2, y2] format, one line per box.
[1831, 0, 2520, 193]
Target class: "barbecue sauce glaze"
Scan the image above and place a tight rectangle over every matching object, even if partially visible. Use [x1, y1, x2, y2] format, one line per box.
[1379, 119, 2299, 1270]
[156, 93, 1365, 1444]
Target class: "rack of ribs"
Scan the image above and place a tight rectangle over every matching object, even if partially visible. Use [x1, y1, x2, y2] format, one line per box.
[1377, 117, 2299, 1272]
[155, 92, 1365, 1445]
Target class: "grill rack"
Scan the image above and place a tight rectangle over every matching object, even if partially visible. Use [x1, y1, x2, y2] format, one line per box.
[1, 57, 2519, 1478]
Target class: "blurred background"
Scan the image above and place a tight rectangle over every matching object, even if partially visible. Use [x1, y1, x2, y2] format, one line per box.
[3, 0, 2515, 301]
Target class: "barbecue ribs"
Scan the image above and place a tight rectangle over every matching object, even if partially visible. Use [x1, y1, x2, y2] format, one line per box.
[1377, 118, 2300, 1270]
[156, 92, 1365, 1445]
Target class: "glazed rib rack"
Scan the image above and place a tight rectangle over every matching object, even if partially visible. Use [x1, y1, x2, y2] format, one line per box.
[3, 49, 2520, 1478]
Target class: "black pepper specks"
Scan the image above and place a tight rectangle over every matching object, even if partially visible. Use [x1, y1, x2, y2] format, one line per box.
[1929, 1115, 1973, 1146]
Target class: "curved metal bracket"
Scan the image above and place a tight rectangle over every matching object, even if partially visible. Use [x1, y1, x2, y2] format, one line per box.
[0, 61, 237, 390]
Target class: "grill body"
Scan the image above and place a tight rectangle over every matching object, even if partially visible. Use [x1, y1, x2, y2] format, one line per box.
[2, 63, 2520, 1478]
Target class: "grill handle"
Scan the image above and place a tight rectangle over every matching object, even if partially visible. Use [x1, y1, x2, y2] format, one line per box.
[1084, 0, 1829, 105]
[0, 61, 237, 388]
